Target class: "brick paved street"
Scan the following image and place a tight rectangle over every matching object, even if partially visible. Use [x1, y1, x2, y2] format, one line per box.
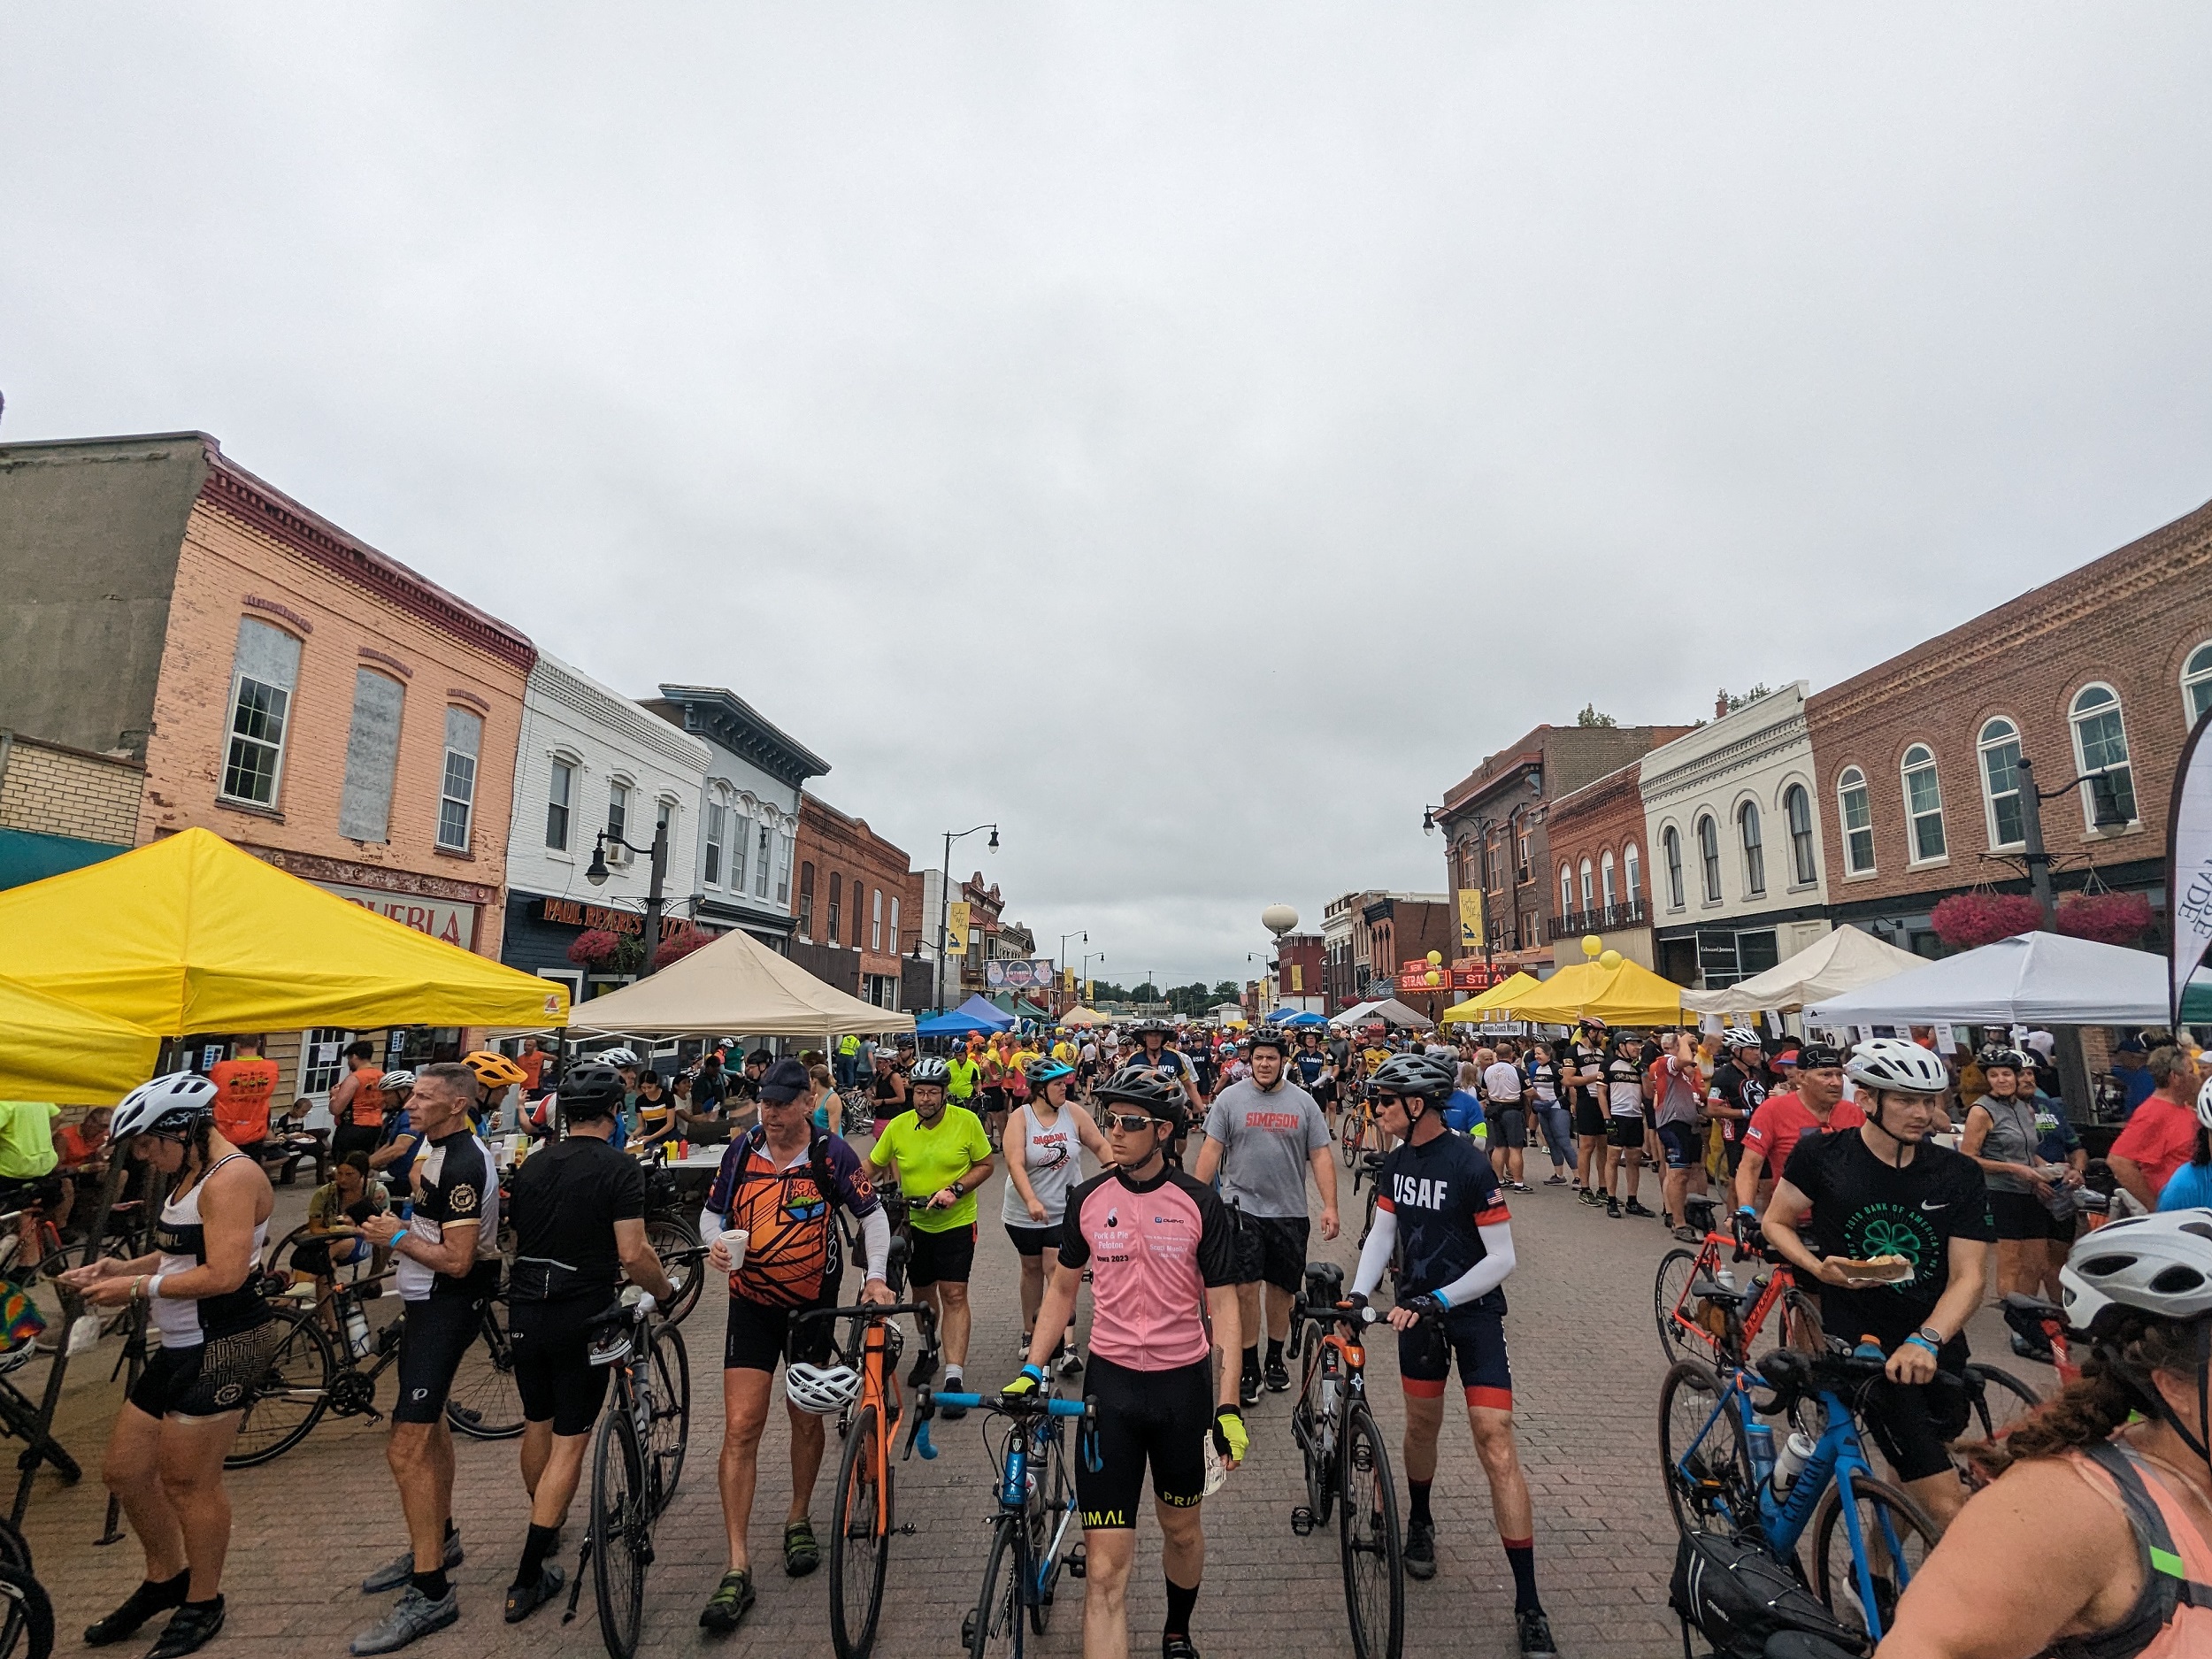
[15, 1150, 2050, 1659]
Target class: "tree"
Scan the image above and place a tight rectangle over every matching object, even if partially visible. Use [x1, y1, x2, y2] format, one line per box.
[1212, 979, 1240, 998]
[1722, 684, 1774, 712]
[1576, 703, 1617, 728]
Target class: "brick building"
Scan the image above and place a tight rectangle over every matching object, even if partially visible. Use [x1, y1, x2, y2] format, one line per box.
[1542, 759, 1654, 969]
[1362, 893, 1455, 1017]
[1322, 889, 1382, 1011]
[1805, 498, 2212, 956]
[0, 732, 142, 887]
[792, 793, 920, 1008]
[1274, 932, 1325, 1010]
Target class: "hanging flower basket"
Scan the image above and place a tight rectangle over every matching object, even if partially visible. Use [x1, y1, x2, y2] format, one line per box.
[568, 928, 622, 968]
[2056, 890, 2154, 947]
[1930, 892, 2043, 950]
[655, 925, 713, 965]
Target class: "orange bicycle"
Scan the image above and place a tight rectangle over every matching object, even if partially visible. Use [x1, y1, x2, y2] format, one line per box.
[1654, 1199, 1822, 1368]
[795, 1300, 940, 1659]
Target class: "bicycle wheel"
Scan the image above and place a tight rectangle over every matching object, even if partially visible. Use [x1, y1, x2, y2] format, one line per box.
[0, 1562, 53, 1659]
[1339, 1401, 1403, 1659]
[1954, 1362, 2040, 1455]
[1293, 1324, 1338, 1526]
[1657, 1359, 1754, 1537]
[965, 1518, 1023, 1659]
[1654, 1248, 1708, 1363]
[591, 1407, 649, 1659]
[225, 1305, 336, 1469]
[829, 1403, 890, 1659]
[445, 1294, 525, 1440]
[645, 1321, 690, 1513]
[1811, 1472, 1938, 1643]
[643, 1217, 705, 1325]
[1340, 1110, 1361, 1168]
[1027, 1423, 1076, 1635]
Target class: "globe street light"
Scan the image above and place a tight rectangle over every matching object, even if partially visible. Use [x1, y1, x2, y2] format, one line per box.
[585, 817, 671, 974]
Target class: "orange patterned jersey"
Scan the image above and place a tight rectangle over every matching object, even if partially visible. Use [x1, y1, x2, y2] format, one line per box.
[705, 1128, 879, 1308]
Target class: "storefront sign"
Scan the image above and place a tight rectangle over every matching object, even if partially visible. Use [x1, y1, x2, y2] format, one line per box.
[534, 897, 692, 941]
[316, 880, 476, 950]
[986, 957, 1055, 990]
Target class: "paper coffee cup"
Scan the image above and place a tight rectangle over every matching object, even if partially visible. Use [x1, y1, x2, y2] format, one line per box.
[719, 1228, 749, 1271]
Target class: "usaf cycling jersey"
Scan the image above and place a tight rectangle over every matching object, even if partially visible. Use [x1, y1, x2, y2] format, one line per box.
[1057, 1164, 1237, 1370]
[1373, 1130, 1513, 1311]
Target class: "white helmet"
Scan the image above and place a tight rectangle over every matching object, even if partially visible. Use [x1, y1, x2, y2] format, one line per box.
[1843, 1038, 1949, 1097]
[2195, 1075, 2212, 1135]
[2061, 1210, 2212, 1336]
[112, 1072, 217, 1141]
[380, 1070, 417, 1096]
[598, 1048, 641, 1071]
[784, 1362, 864, 1416]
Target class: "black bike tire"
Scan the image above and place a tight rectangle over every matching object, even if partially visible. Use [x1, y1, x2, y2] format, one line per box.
[1656, 1358, 1754, 1537]
[967, 1517, 1023, 1659]
[1809, 1472, 1939, 1642]
[1653, 1248, 1706, 1364]
[0, 1561, 54, 1659]
[445, 1293, 526, 1440]
[646, 1321, 690, 1514]
[828, 1403, 891, 1659]
[1340, 1110, 1360, 1169]
[643, 1217, 705, 1325]
[1956, 1362, 2040, 1453]
[1028, 1419, 1074, 1636]
[1339, 1401, 1403, 1659]
[225, 1304, 336, 1469]
[0, 1516, 28, 1575]
[591, 1406, 649, 1659]
[1296, 1322, 1338, 1527]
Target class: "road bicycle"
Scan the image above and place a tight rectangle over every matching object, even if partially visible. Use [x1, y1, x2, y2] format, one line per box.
[793, 1299, 939, 1659]
[558, 1290, 690, 1659]
[1340, 1094, 1379, 1173]
[0, 1511, 50, 1659]
[905, 1382, 1092, 1659]
[1286, 1265, 1404, 1659]
[1653, 1202, 1823, 1368]
[1660, 1343, 1947, 1643]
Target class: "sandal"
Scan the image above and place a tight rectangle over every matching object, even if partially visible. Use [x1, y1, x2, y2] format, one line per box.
[503, 1565, 564, 1625]
[783, 1517, 820, 1578]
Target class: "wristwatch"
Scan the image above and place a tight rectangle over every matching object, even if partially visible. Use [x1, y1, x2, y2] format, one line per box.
[1915, 1325, 1943, 1347]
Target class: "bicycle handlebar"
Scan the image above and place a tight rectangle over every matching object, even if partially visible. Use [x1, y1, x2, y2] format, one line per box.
[902, 1386, 1093, 1462]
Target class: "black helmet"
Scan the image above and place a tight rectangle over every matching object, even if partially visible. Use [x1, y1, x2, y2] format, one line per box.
[1976, 1043, 2029, 1072]
[1367, 1052, 1457, 1102]
[1094, 1066, 1189, 1133]
[557, 1064, 627, 1120]
[1793, 1041, 1844, 1071]
[1248, 1025, 1292, 1057]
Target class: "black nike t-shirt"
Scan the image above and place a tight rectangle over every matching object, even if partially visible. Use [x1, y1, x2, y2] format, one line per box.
[1781, 1129, 1994, 1346]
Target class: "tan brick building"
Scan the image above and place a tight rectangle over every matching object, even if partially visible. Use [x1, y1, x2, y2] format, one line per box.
[0, 732, 144, 887]
[1804, 497, 2212, 956]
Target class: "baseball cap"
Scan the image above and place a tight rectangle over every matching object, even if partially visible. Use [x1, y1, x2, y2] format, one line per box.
[759, 1057, 810, 1103]
[1774, 1048, 1801, 1068]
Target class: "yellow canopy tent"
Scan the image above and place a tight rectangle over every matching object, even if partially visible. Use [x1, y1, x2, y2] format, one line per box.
[1440, 972, 1540, 1023]
[0, 977, 161, 1104]
[1509, 957, 1686, 1027]
[0, 827, 569, 1035]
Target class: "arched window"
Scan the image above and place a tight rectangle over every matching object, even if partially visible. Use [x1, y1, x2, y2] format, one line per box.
[1578, 858, 1594, 913]
[1901, 744, 1946, 862]
[1784, 785, 1816, 885]
[1696, 814, 1722, 903]
[1978, 718, 2025, 849]
[2186, 641, 2212, 728]
[1663, 827, 1685, 910]
[1559, 864, 1573, 918]
[2070, 684, 2139, 827]
[1838, 767, 1874, 874]
[1624, 842, 1642, 905]
[1739, 801, 1765, 898]
[1601, 850, 1617, 910]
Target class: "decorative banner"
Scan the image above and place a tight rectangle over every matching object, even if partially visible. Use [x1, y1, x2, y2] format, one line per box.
[1457, 889, 1486, 951]
[946, 901, 972, 951]
[1063, 965, 1076, 993]
[986, 958, 1056, 991]
[2169, 709, 2212, 1026]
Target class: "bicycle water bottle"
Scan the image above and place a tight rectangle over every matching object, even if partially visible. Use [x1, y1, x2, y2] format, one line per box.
[1855, 1333, 1885, 1363]
[342, 1298, 373, 1361]
[1744, 1419, 1777, 1486]
[1770, 1431, 1816, 1496]
[1713, 1264, 1737, 1292]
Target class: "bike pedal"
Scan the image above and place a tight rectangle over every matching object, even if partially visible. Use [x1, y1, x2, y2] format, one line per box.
[962, 1611, 978, 1645]
[1290, 1507, 1317, 1537]
[1064, 1544, 1086, 1579]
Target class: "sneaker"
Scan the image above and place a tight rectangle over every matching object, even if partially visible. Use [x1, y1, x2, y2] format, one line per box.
[503, 1565, 564, 1625]
[1544, 1174, 1569, 1186]
[1057, 1343, 1082, 1378]
[85, 1571, 190, 1646]
[1019, 1332, 1035, 1358]
[698, 1569, 756, 1633]
[1239, 1365, 1263, 1409]
[1511, 1181, 1532, 1194]
[1264, 1357, 1290, 1393]
[1576, 1189, 1599, 1209]
[146, 1600, 226, 1659]
[1404, 1519, 1438, 1580]
[349, 1585, 459, 1655]
[1517, 1608, 1558, 1656]
[361, 1532, 463, 1594]
[1606, 1198, 1623, 1219]
[1164, 1637, 1202, 1659]
[1624, 1199, 1656, 1218]
[1671, 1225, 1702, 1243]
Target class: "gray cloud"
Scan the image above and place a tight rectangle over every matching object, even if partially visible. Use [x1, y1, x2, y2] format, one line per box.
[6, 4, 2209, 985]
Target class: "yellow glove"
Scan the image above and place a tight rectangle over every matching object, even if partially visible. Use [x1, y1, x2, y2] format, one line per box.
[1002, 1365, 1044, 1400]
[1211, 1405, 1248, 1463]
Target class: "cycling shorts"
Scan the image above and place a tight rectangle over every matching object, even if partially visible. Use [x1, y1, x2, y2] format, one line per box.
[1490, 1108, 1527, 1150]
[1655, 1121, 1700, 1171]
[1003, 1223, 1061, 1258]
[511, 1295, 618, 1435]
[1607, 1116, 1647, 1151]
[394, 1280, 492, 1425]
[1572, 1097, 1608, 1138]
[127, 1315, 282, 1420]
[907, 1223, 976, 1288]
[1987, 1191, 2052, 1242]
[1078, 1353, 1213, 1528]
[1398, 1299, 1513, 1411]
[1233, 1214, 1309, 1296]
[1862, 1343, 1972, 1483]
[723, 1279, 841, 1374]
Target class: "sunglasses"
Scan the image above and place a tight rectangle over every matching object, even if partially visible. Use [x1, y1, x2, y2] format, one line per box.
[1104, 1112, 1165, 1134]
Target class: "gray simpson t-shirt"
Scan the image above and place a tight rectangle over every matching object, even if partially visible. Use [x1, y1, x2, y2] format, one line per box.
[1202, 1079, 1330, 1218]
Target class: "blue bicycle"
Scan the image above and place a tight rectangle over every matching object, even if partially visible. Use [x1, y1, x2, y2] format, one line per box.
[1659, 1343, 1942, 1645]
[906, 1386, 1094, 1659]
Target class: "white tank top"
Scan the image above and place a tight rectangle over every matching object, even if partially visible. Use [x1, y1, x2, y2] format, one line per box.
[151, 1153, 271, 1349]
[1001, 1104, 1086, 1227]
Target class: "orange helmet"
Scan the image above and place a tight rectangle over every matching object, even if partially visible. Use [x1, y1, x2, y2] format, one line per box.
[463, 1050, 527, 1089]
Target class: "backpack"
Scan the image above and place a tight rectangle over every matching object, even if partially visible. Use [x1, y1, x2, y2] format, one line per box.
[1668, 1531, 1864, 1659]
[729, 1125, 841, 1211]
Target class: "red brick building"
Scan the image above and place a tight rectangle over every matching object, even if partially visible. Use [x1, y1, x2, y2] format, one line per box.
[1274, 932, 1325, 1008]
[1805, 497, 2212, 955]
[1542, 759, 1655, 968]
[792, 792, 920, 1007]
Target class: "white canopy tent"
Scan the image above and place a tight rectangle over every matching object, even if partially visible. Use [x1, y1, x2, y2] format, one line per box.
[1681, 926, 1928, 1017]
[566, 924, 917, 1040]
[1804, 932, 2167, 1028]
[1327, 997, 1435, 1031]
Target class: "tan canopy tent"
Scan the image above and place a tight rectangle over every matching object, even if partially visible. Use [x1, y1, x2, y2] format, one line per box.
[567, 924, 917, 1040]
[1680, 926, 1926, 1017]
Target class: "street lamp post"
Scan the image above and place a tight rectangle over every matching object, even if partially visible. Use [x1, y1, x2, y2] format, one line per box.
[586, 817, 671, 975]
[936, 823, 998, 1013]
[1059, 930, 1087, 1011]
[1079, 952, 1103, 1006]
[2013, 756, 2131, 1118]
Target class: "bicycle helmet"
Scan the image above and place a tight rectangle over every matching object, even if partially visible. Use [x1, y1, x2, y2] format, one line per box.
[1094, 1066, 1188, 1133]
[1247, 1026, 1291, 1057]
[2194, 1073, 2212, 1135]
[2062, 1210, 2212, 1336]
[1024, 1056, 1075, 1088]
[113, 1072, 218, 1141]
[1975, 1043, 2029, 1073]
[1723, 1028, 1765, 1053]
[785, 1361, 864, 1416]
[1366, 1051, 1457, 1102]
[596, 1047, 641, 1071]
[1843, 1038, 1949, 1097]
[910, 1056, 951, 1087]
[557, 1064, 628, 1120]
[378, 1070, 417, 1095]
[464, 1050, 527, 1088]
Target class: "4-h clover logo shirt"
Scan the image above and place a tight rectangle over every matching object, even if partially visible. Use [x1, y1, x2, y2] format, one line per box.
[1782, 1129, 1995, 1348]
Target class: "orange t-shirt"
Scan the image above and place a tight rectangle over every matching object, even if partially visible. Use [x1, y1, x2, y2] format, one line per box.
[209, 1057, 280, 1145]
[342, 1063, 386, 1128]
[518, 1050, 545, 1091]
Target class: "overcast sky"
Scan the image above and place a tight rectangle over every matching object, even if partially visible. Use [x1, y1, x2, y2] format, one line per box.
[7, 6, 2211, 989]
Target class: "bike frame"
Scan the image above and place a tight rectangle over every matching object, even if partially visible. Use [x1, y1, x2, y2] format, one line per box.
[793, 1302, 938, 1549]
[1665, 1232, 1796, 1356]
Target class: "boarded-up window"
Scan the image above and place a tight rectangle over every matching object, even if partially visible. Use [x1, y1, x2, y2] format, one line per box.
[338, 670, 406, 841]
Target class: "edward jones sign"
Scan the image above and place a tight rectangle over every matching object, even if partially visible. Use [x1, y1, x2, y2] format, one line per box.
[317, 880, 476, 950]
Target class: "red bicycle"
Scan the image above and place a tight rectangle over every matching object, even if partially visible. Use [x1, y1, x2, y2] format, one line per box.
[1654, 1201, 1822, 1368]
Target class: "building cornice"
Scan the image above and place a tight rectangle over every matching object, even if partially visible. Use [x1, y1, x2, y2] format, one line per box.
[655, 686, 828, 788]
[532, 657, 710, 774]
[1642, 710, 1810, 809]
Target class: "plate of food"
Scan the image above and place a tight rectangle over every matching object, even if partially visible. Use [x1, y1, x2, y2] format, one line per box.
[1829, 1254, 1915, 1286]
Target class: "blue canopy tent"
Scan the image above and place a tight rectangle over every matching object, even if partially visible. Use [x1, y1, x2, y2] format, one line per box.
[1269, 1009, 1327, 1027]
[914, 994, 1016, 1038]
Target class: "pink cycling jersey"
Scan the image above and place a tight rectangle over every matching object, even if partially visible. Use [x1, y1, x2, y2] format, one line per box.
[1056, 1164, 1238, 1370]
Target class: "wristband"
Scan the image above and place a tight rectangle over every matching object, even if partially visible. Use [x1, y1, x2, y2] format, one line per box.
[147, 1273, 165, 1301]
[1904, 1333, 1939, 1356]
[388, 1229, 409, 1246]
[1021, 1363, 1045, 1384]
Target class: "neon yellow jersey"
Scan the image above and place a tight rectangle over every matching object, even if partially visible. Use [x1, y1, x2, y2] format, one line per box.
[944, 1056, 980, 1101]
[870, 1106, 993, 1232]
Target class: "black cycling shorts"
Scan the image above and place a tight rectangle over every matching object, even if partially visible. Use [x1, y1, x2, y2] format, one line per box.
[1862, 1344, 1972, 1483]
[1078, 1353, 1212, 1528]
[1987, 1191, 2051, 1242]
[128, 1317, 283, 1419]
[1572, 1097, 1608, 1138]
[723, 1279, 841, 1375]
[1607, 1116, 1647, 1151]
[1233, 1214, 1309, 1296]
[511, 1295, 617, 1436]
[1398, 1298, 1514, 1410]
[1490, 1108, 1528, 1150]
[395, 1282, 491, 1425]
[1656, 1121, 1700, 1171]
[1003, 1223, 1061, 1258]
[908, 1224, 977, 1288]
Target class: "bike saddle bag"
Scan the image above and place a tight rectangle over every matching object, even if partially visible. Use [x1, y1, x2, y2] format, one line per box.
[1669, 1530, 1864, 1659]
